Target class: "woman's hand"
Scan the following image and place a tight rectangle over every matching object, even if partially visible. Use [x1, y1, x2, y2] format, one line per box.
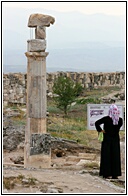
[101, 130, 105, 133]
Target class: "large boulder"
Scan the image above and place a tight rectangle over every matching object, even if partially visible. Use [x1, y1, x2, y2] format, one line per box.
[3, 125, 25, 151]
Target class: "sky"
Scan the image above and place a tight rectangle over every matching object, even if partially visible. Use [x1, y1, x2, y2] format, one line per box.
[2, 1, 126, 16]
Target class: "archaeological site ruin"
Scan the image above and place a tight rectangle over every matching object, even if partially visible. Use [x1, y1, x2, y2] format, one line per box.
[24, 13, 55, 168]
[3, 13, 125, 170]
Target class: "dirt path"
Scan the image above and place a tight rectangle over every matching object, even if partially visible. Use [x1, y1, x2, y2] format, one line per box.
[3, 149, 125, 194]
[3, 166, 125, 194]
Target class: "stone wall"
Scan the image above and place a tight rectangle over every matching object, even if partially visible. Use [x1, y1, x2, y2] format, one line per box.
[3, 72, 125, 106]
[3, 73, 27, 106]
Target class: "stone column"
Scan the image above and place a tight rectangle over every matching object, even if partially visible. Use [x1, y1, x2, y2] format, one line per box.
[24, 13, 55, 168]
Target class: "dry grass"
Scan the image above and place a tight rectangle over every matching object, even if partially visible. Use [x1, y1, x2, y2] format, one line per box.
[3, 177, 15, 190]
[3, 175, 37, 190]
[47, 86, 125, 147]
[4, 86, 125, 147]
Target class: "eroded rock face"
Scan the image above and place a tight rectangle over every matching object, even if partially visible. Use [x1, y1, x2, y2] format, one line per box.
[28, 13, 55, 27]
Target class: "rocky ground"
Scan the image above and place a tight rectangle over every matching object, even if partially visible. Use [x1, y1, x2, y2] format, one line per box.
[3, 148, 125, 194]
[3, 124, 125, 194]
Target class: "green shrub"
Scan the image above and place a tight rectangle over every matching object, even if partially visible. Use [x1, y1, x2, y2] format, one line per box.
[53, 76, 83, 115]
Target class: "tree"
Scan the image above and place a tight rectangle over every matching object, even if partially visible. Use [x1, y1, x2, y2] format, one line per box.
[52, 76, 83, 115]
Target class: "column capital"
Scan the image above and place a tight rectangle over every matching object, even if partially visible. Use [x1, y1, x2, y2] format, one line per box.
[25, 52, 49, 58]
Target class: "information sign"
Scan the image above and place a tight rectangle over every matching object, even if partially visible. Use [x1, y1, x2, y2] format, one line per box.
[87, 104, 124, 130]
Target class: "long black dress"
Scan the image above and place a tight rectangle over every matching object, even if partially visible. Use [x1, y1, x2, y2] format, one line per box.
[95, 116, 123, 178]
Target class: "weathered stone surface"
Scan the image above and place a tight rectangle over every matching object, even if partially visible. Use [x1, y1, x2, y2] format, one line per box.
[24, 153, 51, 168]
[25, 51, 48, 58]
[76, 159, 92, 166]
[66, 156, 81, 162]
[36, 26, 46, 39]
[30, 133, 51, 155]
[27, 59, 46, 76]
[28, 13, 55, 27]
[3, 124, 25, 151]
[27, 39, 46, 52]
[78, 153, 96, 160]
[29, 118, 46, 133]
[27, 76, 46, 118]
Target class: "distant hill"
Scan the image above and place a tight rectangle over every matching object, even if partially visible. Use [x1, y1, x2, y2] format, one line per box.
[3, 42, 125, 73]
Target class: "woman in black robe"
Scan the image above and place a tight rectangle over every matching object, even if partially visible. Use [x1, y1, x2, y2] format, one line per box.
[95, 104, 123, 179]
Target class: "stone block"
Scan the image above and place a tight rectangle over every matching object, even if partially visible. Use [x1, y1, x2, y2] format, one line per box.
[30, 133, 51, 155]
[16, 88, 23, 94]
[9, 93, 15, 99]
[78, 153, 96, 160]
[22, 81, 25, 85]
[79, 79, 83, 84]
[3, 89, 7, 94]
[76, 159, 92, 166]
[24, 154, 51, 168]
[24, 133, 51, 169]
[35, 26, 46, 39]
[4, 94, 8, 97]
[28, 13, 55, 27]
[27, 75, 46, 118]
[27, 59, 46, 76]
[9, 90, 13, 93]
[25, 51, 48, 58]
[29, 118, 46, 133]
[86, 76, 91, 83]
[4, 79, 10, 85]
[66, 156, 81, 162]
[20, 98, 24, 103]
[104, 80, 111, 85]
[27, 39, 46, 52]
[120, 79, 124, 85]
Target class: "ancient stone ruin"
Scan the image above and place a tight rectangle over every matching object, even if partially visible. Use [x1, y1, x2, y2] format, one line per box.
[3, 71, 125, 106]
[24, 13, 55, 168]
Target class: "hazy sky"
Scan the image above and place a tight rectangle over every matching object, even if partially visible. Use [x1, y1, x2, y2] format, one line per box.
[3, 1, 126, 16]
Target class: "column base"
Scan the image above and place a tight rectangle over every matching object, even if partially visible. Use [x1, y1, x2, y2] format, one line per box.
[24, 133, 51, 169]
[24, 153, 51, 169]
